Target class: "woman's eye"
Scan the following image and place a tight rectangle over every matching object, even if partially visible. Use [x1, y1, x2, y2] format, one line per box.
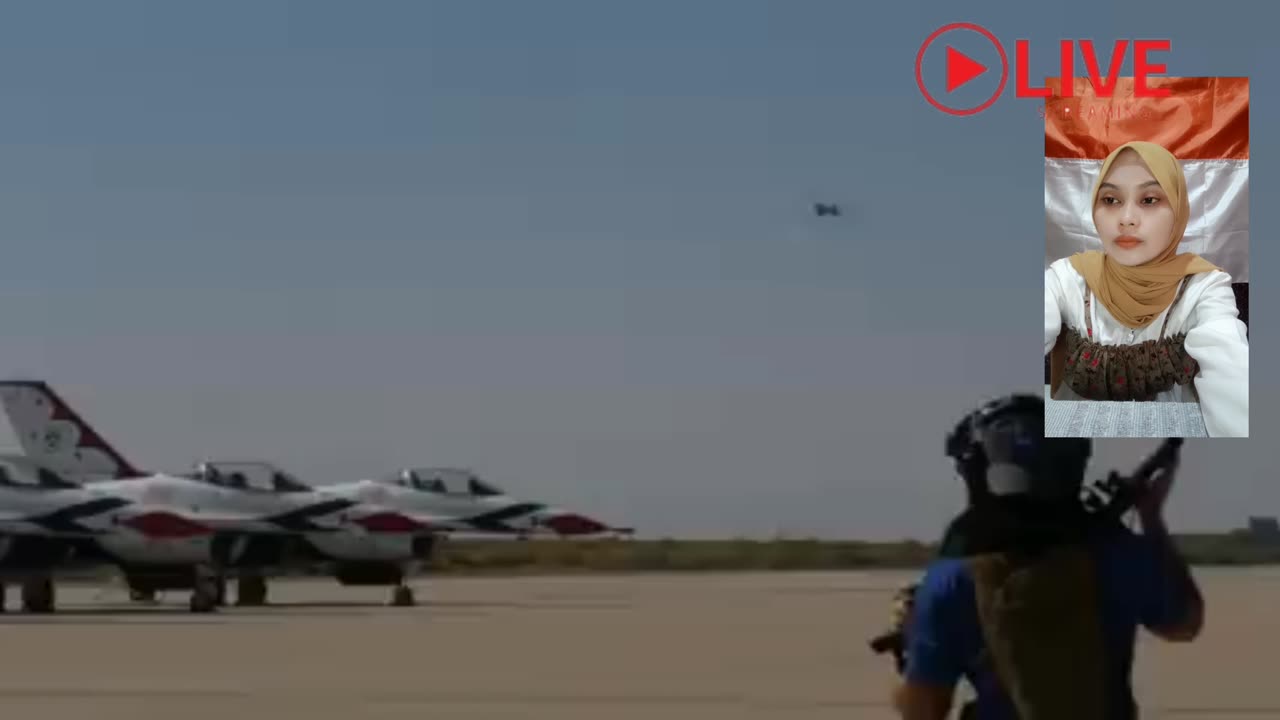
[1142, 197, 1161, 205]
[1101, 197, 1118, 205]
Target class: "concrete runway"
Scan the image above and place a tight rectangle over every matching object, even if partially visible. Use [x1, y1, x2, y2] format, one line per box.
[1, 568, 1277, 719]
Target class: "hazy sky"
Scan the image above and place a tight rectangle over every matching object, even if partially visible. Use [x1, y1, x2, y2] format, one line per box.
[0, 0, 1274, 540]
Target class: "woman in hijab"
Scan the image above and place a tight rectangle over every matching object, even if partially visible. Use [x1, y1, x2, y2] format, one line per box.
[1045, 140, 1249, 437]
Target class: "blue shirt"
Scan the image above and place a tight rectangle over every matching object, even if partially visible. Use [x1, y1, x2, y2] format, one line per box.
[904, 527, 1190, 719]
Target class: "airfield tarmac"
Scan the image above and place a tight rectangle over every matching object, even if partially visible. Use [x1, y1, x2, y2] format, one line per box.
[1, 568, 1277, 720]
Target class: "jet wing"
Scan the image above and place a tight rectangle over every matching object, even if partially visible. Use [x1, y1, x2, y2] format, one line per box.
[0, 495, 134, 536]
[146, 498, 373, 535]
[0, 515, 98, 534]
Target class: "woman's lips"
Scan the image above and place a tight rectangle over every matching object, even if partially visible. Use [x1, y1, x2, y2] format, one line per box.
[1114, 235, 1142, 249]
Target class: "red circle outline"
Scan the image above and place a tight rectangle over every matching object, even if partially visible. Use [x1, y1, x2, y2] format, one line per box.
[914, 22, 1009, 117]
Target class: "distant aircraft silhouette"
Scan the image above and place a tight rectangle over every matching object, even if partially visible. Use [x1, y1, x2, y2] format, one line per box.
[813, 203, 841, 217]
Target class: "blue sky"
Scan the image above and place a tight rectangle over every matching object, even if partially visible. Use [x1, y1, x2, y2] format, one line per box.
[0, 0, 1274, 539]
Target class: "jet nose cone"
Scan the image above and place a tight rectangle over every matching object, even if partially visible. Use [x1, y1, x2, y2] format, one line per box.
[541, 513, 609, 536]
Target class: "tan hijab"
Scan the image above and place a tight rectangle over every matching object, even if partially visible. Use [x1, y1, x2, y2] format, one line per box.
[1049, 141, 1218, 393]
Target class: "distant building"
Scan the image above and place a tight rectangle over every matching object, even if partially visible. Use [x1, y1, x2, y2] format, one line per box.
[1247, 516, 1280, 542]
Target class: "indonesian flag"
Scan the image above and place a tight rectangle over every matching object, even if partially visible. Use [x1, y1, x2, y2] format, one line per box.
[1044, 77, 1249, 284]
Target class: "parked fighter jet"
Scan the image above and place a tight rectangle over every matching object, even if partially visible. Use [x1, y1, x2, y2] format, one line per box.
[172, 460, 482, 606]
[139, 462, 630, 605]
[0, 450, 430, 612]
[0, 381, 441, 610]
[0, 381, 625, 609]
[332, 467, 622, 538]
[0, 453, 215, 612]
[94, 461, 436, 608]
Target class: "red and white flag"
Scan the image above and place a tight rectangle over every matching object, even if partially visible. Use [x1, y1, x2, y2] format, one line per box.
[1044, 77, 1249, 283]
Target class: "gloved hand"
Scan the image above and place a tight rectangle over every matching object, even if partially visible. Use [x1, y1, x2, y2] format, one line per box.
[886, 582, 920, 673]
[890, 582, 919, 633]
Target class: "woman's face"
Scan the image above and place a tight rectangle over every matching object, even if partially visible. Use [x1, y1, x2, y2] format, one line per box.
[1092, 149, 1178, 267]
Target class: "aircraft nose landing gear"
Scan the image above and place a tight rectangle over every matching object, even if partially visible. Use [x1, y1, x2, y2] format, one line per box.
[188, 569, 221, 613]
[236, 574, 268, 606]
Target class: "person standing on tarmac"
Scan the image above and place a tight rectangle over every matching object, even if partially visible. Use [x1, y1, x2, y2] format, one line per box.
[888, 394, 1204, 720]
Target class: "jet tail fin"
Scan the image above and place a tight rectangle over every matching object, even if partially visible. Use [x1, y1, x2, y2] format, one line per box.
[0, 380, 144, 481]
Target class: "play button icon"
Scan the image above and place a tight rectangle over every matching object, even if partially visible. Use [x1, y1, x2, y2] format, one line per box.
[946, 46, 987, 93]
[915, 22, 1009, 116]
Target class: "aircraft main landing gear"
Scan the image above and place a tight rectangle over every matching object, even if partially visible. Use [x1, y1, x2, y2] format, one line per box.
[237, 574, 268, 606]
[390, 584, 415, 607]
[21, 577, 55, 614]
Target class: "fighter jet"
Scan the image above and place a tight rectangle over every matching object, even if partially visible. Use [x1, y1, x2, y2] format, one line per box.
[95, 460, 437, 608]
[155, 462, 630, 603]
[813, 202, 841, 217]
[331, 467, 623, 539]
[0, 381, 624, 609]
[0, 453, 216, 612]
[0, 381, 440, 610]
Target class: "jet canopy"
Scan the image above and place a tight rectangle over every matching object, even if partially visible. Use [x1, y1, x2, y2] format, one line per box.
[189, 461, 312, 493]
[386, 467, 505, 497]
[0, 455, 80, 490]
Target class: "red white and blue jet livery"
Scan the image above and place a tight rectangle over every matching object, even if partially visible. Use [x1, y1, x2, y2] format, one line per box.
[0, 380, 629, 613]
[330, 466, 629, 539]
[0, 382, 470, 611]
[0, 453, 223, 612]
[0, 455, 437, 613]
